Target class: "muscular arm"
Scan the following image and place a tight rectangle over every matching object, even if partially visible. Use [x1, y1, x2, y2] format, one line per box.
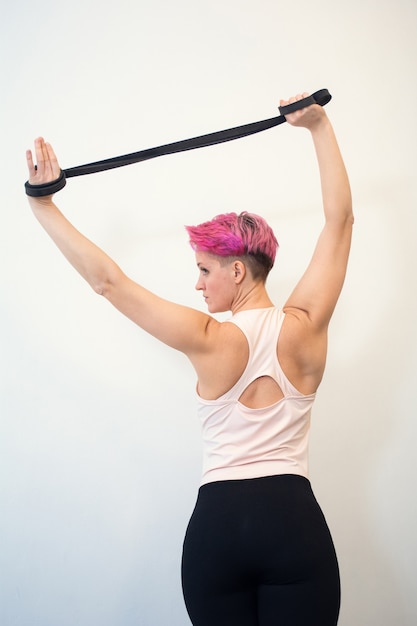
[279, 96, 353, 390]
[26, 138, 213, 355]
[282, 98, 353, 327]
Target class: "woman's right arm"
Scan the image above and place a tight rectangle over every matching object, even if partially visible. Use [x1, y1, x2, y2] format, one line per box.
[26, 138, 214, 355]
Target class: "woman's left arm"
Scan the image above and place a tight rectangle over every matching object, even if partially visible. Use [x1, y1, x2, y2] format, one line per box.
[282, 96, 354, 331]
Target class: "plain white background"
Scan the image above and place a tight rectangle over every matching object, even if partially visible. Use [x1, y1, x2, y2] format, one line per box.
[1, 1, 416, 624]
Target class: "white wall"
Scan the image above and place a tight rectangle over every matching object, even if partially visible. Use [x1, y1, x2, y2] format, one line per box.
[1, 1, 416, 624]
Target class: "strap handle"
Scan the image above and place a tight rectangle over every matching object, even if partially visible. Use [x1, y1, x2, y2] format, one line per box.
[25, 89, 331, 197]
[278, 88, 331, 115]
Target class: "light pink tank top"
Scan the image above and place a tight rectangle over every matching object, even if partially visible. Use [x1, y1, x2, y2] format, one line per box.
[197, 307, 316, 485]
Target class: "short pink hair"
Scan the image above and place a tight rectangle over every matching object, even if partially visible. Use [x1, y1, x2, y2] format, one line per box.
[185, 212, 278, 279]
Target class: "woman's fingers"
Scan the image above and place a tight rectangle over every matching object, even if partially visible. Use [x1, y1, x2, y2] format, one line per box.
[281, 92, 323, 128]
[26, 149, 37, 181]
[34, 136, 45, 167]
[27, 137, 61, 184]
[45, 141, 60, 172]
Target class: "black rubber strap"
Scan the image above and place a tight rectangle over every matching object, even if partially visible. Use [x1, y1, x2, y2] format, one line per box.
[25, 89, 331, 197]
[25, 169, 66, 197]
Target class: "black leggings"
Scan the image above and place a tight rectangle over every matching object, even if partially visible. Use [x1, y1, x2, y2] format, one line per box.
[181, 475, 340, 626]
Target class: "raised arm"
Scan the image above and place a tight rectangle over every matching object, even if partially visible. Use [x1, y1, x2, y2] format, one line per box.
[282, 94, 354, 329]
[276, 95, 353, 394]
[26, 138, 213, 355]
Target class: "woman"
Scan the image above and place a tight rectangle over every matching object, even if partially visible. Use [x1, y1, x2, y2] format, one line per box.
[26, 93, 353, 626]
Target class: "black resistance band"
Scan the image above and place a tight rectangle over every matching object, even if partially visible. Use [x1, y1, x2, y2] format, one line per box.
[25, 89, 331, 197]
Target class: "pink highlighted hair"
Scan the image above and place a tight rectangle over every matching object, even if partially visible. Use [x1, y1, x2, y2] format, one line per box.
[185, 212, 278, 281]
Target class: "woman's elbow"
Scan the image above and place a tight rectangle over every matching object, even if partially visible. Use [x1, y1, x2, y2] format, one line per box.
[90, 264, 124, 298]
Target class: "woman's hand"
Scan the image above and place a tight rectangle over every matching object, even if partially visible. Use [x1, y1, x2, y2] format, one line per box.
[26, 137, 62, 203]
[280, 93, 327, 131]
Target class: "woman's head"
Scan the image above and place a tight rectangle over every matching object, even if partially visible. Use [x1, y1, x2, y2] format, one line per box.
[185, 212, 278, 282]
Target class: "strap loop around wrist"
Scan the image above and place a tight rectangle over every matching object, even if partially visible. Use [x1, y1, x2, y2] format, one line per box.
[25, 170, 67, 197]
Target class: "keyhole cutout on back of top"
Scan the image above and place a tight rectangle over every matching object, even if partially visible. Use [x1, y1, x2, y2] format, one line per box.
[238, 376, 284, 409]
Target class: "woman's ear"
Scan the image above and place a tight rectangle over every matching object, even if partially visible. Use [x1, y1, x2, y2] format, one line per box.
[232, 260, 246, 284]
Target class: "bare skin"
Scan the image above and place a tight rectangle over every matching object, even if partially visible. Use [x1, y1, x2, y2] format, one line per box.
[26, 93, 353, 406]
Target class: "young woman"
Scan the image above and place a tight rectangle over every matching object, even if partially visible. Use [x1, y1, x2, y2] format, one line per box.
[26, 93, 353, 626]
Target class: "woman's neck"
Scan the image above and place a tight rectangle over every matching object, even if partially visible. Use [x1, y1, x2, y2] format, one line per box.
[231, 283, 274, 314]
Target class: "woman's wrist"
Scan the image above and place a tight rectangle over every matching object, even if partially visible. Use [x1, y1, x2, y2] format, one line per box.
[308, 113, 333, 137]
[28, 196, 56, 211]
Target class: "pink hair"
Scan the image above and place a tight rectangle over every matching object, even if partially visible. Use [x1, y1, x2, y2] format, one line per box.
[185, 212, 278, 273]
